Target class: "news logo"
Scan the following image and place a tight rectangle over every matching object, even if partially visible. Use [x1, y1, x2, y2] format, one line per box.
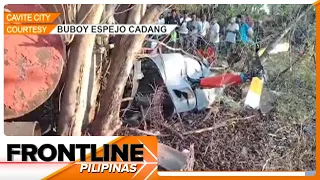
[6, 136, 158, 179]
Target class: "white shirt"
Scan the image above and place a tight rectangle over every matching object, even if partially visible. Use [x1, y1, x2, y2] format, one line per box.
[225, 23, 239, 43]
[247, 27, 254, 43]
[180, 17, 191, 24]
[179, 21, 188, 34]
[158, 18, 165, 24]
[198, 21, 210, 37]
[210, 23, 220, 43]
[248, 27, 254, 37]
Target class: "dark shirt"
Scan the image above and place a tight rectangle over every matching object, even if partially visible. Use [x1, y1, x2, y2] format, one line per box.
[165, 15, 180, 25]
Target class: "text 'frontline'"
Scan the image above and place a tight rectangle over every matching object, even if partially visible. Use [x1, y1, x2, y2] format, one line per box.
[7, 144, 144, 162]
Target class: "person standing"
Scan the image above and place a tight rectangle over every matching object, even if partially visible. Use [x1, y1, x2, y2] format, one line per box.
[176, 10, 181, 20]
[238, 15, 250, 44]
[165, 9, 180, 51]
[180, 10, 191, 24]
[247, 20, 255, 44]
[198, 15, 210, 49]
[179, 12, 190, 49]
[187, 13, 199, 51]
[165, 9, 180, 25]
[225, 17, 239, 55]
[164, 12, 171, 24]
[151, 14, 165, 50]
[158, 14, 165, 24]
[209, 17, 220, 53]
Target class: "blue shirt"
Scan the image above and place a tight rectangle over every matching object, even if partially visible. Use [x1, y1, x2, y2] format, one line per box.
[197, 21, 202, 34]
[239, 23, 249, 43]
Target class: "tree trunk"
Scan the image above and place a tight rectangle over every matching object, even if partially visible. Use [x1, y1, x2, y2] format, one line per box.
[88, 5, 167, 136]
[83, 5, 116, 129]
[58, 4, 105, 136]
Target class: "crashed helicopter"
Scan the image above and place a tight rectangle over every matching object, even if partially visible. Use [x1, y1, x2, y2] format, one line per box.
[128, 42, 290, 117]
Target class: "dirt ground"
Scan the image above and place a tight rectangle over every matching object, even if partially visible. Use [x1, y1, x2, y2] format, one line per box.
[117, 92, 315, 171]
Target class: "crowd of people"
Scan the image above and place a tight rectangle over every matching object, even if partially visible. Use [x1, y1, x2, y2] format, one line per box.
[156, 9, 257, 58]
